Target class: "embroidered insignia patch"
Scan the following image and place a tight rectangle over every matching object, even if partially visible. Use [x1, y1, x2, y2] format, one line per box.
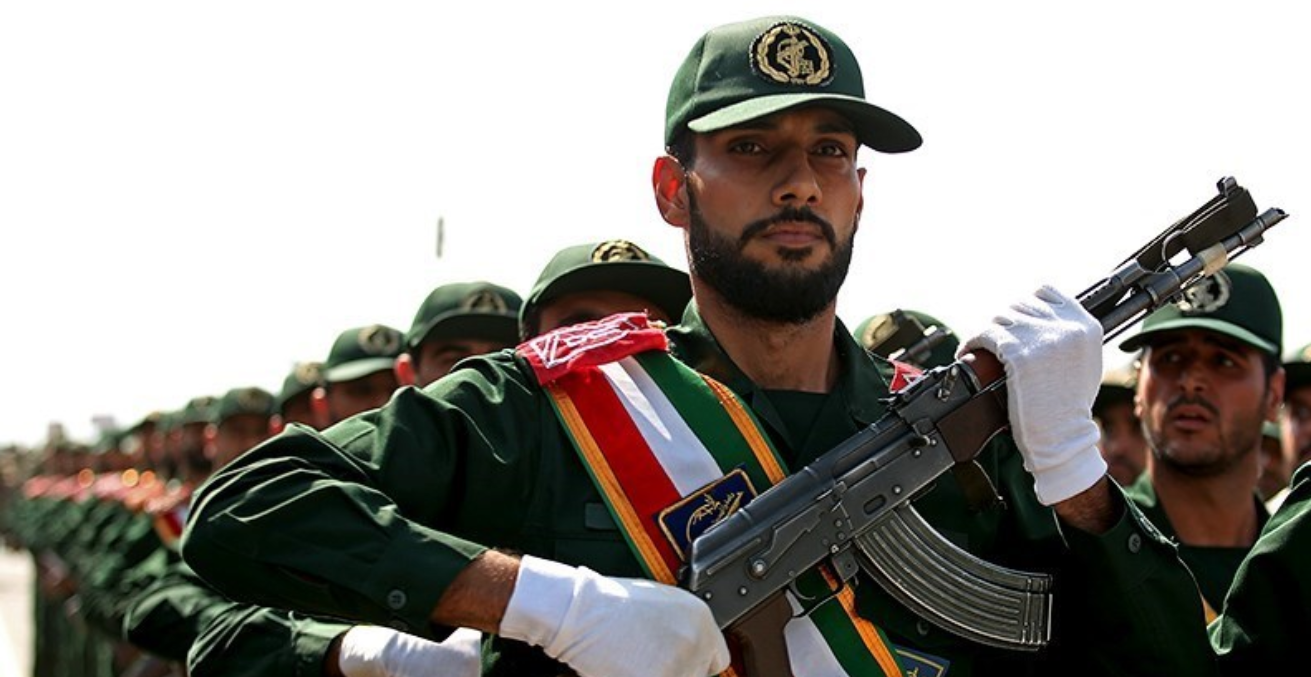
[517, 312, 668, 384]
[657, 468, 758, 560]
[893, 644, 950, 677]
[1176, 270, 1231, 315]
[752, 21, 834, 87]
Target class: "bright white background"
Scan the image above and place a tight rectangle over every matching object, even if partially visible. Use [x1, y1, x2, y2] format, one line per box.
[2, 1, 1308, 447]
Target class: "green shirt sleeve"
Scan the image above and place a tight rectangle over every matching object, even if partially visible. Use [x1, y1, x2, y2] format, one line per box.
[181, 354, 546, 635]
[188, 604, 348, 677]
[1210, 463, 1311, 673]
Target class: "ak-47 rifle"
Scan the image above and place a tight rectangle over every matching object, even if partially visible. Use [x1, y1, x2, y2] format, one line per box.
[681, 177, 1287, 677]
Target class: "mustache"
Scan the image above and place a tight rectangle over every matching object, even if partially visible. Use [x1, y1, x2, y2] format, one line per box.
[1166, 394, 1220, 418]
[739, 206, 837, 248]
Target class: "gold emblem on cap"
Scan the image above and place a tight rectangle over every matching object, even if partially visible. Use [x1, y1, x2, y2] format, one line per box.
[753, 22, 832, 86]
[461, 289, 509, 313]
[1177, 271, 1232, 315]
[861, 313, 896, 349]
[358, 325, 401, 355]
[591, 240, 650, 263]
[293, 362, 322, 386]
[237, 388, 271, 411]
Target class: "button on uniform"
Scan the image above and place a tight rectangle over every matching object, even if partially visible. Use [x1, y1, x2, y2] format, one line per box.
[387, 589, 408, 610]
[1127, 533, 1142, 554]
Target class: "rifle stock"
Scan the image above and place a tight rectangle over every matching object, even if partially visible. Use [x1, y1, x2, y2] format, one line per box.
[681, 177, 1287, 676]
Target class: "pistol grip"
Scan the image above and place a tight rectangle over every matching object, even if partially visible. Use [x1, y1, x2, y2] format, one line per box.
[729, 593, 794, 677]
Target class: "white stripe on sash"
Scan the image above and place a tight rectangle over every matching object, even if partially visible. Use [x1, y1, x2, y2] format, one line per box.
[599, 359, 722, 495]
[598, 357, 868, 677]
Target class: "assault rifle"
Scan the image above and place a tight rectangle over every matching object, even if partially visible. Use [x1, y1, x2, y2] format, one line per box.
[681, 177, 1287, 676]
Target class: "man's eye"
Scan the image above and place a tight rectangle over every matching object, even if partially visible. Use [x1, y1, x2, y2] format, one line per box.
[729, 141, 765, 154]
[815, 142, 850, 157]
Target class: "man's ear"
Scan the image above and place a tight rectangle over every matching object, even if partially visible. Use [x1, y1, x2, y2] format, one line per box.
[202, 424, 218, 460]
[394, 353, 416, 387]
[310, 387, 331, 429]
[653, 155, 690, 228]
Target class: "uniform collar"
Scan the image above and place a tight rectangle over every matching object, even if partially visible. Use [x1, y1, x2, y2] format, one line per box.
[666, 303, 890, 427]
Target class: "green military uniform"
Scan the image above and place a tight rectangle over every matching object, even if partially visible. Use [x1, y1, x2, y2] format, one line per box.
[124, 386, 355, 676]
[182, 305, 1214, 676]
[1122, 475, 1268, 611]
[1118, 263, 1283, 618]
[1210, 461, 1311, 672]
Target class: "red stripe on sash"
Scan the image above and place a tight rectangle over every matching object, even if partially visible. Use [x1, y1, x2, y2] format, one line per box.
[558, 368, 683, 572]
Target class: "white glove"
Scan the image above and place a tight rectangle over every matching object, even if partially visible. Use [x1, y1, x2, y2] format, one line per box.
[499, 555, 730, 677]
[337, 625, 482, 677]
[962, 285, 1108, 505]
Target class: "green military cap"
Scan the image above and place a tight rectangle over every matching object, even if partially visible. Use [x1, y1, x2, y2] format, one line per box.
[522, 240, 692, 334]
[853, 309, 959, 368]
[665, 16, 921, 152]
[323, 324, 404, 383]
[127, 411, 164, 434]
[180, 396, 220, 426]
[406, 282, 522, 350]
[275, 361, 324, 412]
[1282, 342, 1311, 394]
[1093, 363, 1138, 418]
[214, 386, 276, 424]
[1119, 263, 1282, 357]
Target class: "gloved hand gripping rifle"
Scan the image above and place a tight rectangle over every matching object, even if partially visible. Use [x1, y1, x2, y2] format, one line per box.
[681, 177, 1287, 677]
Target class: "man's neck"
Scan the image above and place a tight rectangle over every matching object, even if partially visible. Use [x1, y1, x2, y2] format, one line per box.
[694, 286, 839, 392]
[1150, 455, 1261, 547]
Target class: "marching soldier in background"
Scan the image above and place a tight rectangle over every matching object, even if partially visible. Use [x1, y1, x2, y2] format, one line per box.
[1257, 421, 1288, 506]
[519, 239, 692, 338]
[397, 281, 522, 388]
[179, 15, 1213, 677]
[271, 361, 327, 432]
[1093, 364, 1149, 486]
[1119, 263, 1284, 618]
[1269, 342, 1311, 511]
[315, 325, 405, 423]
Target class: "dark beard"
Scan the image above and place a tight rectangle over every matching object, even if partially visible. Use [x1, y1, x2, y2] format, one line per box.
[687, 189, 855, 325]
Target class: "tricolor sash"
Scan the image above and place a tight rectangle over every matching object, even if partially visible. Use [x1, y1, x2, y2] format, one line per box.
[519, 314, 905, 677]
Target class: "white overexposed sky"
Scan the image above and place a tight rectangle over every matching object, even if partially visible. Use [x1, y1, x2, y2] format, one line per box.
[2, 1, 1309, 448]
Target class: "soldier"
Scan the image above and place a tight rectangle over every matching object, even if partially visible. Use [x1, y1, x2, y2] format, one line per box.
[1269, 342, 1311, 510]
[181, 15, 1213, 676]
[317, 324, 405, 423]
[1119, 263, 1284, 618]
[272, 361, 327, 432]
[397, 281, 523, 388]
[1257, 420, 1288, 506]
[519, 240, 692, 338]
[1093, 364, 1149, 486]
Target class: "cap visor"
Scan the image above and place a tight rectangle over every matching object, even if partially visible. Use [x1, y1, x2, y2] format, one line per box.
[688, 93, 921, 152]
[411, 314, 520, 349]
[324, 358, 397, 383]
[1119, 318, 1278, 354]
